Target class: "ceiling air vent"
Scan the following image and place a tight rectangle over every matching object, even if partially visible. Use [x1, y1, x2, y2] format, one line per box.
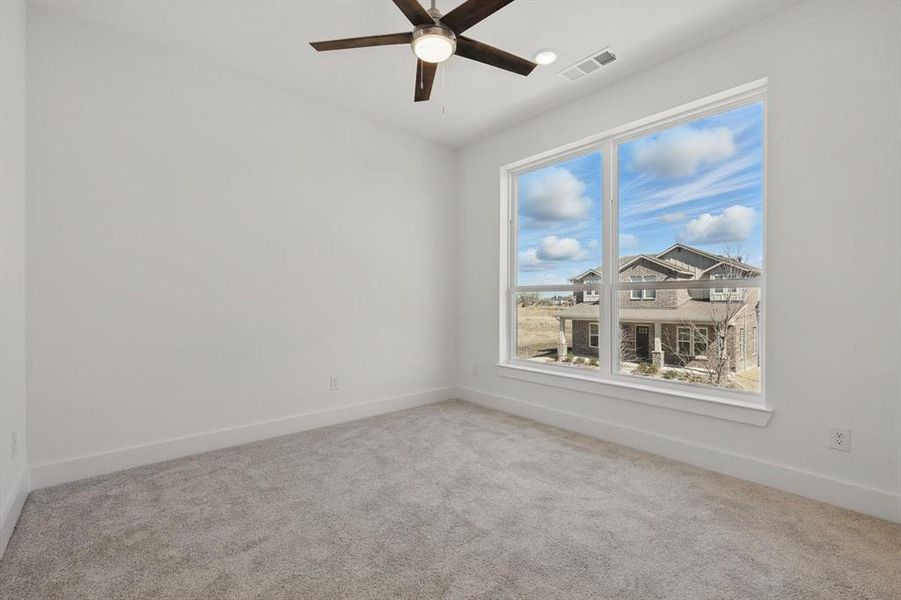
[559, 46, 616, 82]
[594, 49, 616, 66]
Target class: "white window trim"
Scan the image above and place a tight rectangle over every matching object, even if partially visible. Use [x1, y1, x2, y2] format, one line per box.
[498, 79, 768, 426]
[589, 322, 599, 348]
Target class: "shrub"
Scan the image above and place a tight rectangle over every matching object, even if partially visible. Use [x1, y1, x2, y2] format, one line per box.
[562, 352, 573, 363]
[634, 362, 659, 376]
[662, 369, 678, 379]
[573, 356, 587, 365]
[589, 357, 599, 367]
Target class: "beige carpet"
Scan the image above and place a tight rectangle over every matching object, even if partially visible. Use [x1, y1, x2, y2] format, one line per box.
[1, 400, 898, 599]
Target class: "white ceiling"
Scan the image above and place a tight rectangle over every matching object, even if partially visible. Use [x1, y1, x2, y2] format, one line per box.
[31, 0, 793, 148]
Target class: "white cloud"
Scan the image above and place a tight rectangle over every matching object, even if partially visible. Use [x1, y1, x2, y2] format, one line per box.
[586, 239, 600, 249]
[519, 167, 592, 222]
[620, 153, 759, 219]
[619, 233, 640, 249]
[518, 248, 545, 270]
[633, 126, 736, 178]
[536, 236, 590, 261]
[679, 205, 755, 244]
[518, 236, 592, 272]
[659, 212, 686, 223]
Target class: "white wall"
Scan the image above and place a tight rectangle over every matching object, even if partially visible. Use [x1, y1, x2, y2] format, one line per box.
[25, 10, 457, 478]
[456, 0, 901, 521]
[0, 0, 30, 549]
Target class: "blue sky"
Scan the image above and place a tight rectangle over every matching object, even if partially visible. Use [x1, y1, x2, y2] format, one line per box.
[517, 102, 764, 285]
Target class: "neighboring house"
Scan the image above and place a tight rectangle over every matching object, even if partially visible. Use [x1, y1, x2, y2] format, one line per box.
[556, 243, 760, 372]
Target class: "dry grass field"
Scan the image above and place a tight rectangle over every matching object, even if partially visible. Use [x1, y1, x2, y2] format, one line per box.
[516, 305, 570, 359]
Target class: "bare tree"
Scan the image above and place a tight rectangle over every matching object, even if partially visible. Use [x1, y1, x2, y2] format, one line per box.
[519, 292, 541, 307]
[658, 247, 756, 388]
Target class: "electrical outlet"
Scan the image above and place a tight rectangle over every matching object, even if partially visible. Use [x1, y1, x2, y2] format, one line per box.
[329, 376, 340, 392]
[10, 431, 17, 459]
[472, 364, 479, 377]
[829, 426, 851, 452]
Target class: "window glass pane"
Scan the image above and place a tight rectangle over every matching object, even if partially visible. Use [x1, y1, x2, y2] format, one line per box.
[617, 102, 764, 276]
[516, 152, 603, 286]
[616, 102, 763, 394]
[618, 286, 761, 393]
[515, 292, 600, 368]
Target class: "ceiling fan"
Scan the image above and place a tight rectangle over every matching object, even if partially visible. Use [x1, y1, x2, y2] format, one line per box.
[310, 0, 537, 102]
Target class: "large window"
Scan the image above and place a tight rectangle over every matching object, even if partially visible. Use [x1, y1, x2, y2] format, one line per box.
[503, 84, 765, 401]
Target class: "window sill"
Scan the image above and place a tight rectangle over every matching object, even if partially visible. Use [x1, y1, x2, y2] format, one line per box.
[495, 362, 772, 427]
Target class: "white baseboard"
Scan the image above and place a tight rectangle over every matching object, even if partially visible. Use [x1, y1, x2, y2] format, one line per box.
[0, 467, 30, 559]
[457, 385, 901, 523]
[30, 387, 455, 490]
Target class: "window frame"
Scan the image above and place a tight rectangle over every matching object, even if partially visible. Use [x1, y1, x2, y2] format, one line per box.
[589, 322, 599, 348]
[498, 80, 769, 426]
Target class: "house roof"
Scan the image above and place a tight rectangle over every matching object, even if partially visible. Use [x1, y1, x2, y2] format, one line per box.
[698, 260, 761, 277]
[656, 243, 761, 274]
[556, 300, 745, 323]
[618, 254, 694, 277]
[568, 256, 637, 282]
[568, 268, 602, 282]
[566, 244, 760, 283]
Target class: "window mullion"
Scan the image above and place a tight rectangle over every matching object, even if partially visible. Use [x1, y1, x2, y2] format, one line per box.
[599, 138, 616, 377]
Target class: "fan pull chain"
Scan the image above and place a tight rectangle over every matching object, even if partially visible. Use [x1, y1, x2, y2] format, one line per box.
[440, 62, 447, 114]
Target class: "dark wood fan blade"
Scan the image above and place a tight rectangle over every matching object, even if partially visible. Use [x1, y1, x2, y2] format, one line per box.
[392, 0, 434, 26]
[455, 36, 536, 76]
[440, 0, 514, 34]
[414, 59, 438, 102]
[310, 32, 412, 51]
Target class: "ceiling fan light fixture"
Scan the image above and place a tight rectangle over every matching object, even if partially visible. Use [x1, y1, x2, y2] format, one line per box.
[411, 25, 456, 64]
[533, 49, 557, 65]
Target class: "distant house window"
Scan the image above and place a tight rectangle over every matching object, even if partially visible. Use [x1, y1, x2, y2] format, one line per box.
[677, 327, 692, 355]
[678, 326, 708, 356]
[589, 323, 599, 348]
[712, 273, 738, 301]
[630, 275, 656, 300]
[693, 326, 708, 357]
[630, 276, 642, 300]
[643, 275, 656, 300]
